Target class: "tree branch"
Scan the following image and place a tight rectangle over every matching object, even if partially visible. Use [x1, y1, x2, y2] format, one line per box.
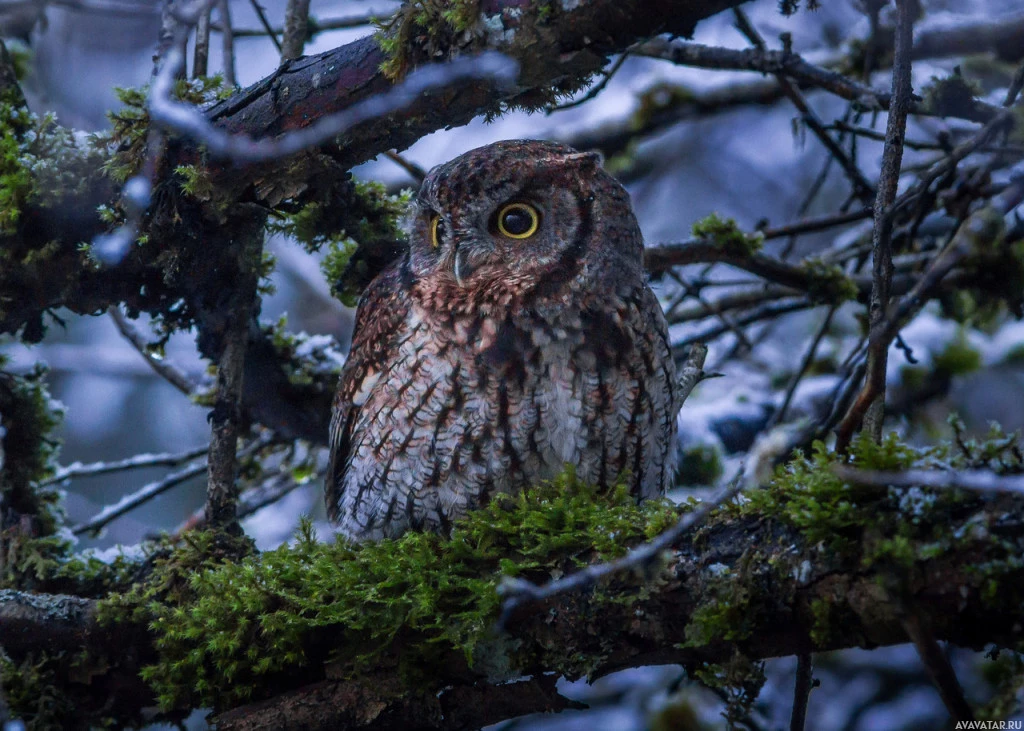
[5, 489, 1022, 731]
[280, 0, 310, 62]
[836, 0, 915, 450]
[632, 38, 1001, 125]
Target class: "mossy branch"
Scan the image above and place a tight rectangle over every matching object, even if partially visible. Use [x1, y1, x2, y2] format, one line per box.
[3, 437, 1023, 730]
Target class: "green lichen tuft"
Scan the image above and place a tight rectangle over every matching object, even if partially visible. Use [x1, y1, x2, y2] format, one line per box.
[267, 180, 410, 306]
[0, 363, 66, 544]
[800, 258, 858, 304]
[103, 76, 229, 183]
[922, 69, 983, 119]
[932, 331, 983, 377]
[630, 82, 695, 133]
[692, 213, 763, 256]
[979, 652, 1024, 722]
[104, 470, 679, 711]
[375, 0, 482, 80]
[944, 216, 1024, 323]
[174, 164, 214, 201]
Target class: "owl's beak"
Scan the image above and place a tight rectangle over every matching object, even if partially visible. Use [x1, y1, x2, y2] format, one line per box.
[452, 241, 478, 287]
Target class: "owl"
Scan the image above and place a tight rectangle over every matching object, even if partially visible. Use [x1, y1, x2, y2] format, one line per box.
[326, 140, 678, 541]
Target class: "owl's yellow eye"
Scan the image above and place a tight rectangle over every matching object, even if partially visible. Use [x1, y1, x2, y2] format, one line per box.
[496, 203, 540, 239]
[430, 214, 444, 248]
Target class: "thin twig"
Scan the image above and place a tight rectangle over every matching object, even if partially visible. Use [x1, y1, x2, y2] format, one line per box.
[108, 307, 198, 395]
[499, 481, 743, 625]
[632, 39, 1000, 126]
[667, 286, 793, 325]
[834, 465, 1024, 496]
[666, 270, 753, 351]
[901, 612, 975, 723]
[174, 466, 319, 536]
[72, 436, 270, 536]
[192, 4, 211, 78]
[761, 207, 873, 241]
[791, 652, 814, 731]
[872, 177, 1024, 358]
[548, 52, 629, 113]
[672, 300, 814, 350]
[280, 0, 310, 62]
[893, 112, 1017, 221]
[383, 150, 427, 183]
[1005, 59, 1024, 108]
[218, 0, 235, 86]
[769, 307, 836, 428]
[42, 445, 209, 488]
[73, 461, 207, 536]
[245, 0, 282, 53]
[835, 0, 915, 451]
[213, 12, 383, 39]
[733, 8, 875, 204]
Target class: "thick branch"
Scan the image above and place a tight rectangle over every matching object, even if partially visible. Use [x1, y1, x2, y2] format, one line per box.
[203, 0, 743, 171]
[5, 493, 1022, 730]
[218, 499, 1024, 730]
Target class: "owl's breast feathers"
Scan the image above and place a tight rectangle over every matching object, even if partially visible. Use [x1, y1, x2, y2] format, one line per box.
[326, 256, 677, 539]
[325, 264, 411, 522]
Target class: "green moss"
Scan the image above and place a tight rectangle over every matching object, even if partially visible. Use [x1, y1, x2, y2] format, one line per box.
[103, 77, 229, 183]
[691, 213, 763, 256]
[0, 106, 32, 234]
[0, 364, 65, 543]
[174, 164, 214, 200]
[0, 652, 78, 730]
[900, 365, 928, 390]
[739, 433, 920, 554]
[676, 443, 723, 486]
[271, 181, 408, 254]
[932, 331, 983, 377]
[267, 180, 410, 306]
[809, 598, 831, 647]
[683, 569, 754, 646]
[800, 258, 858, 304]
[978, 652, 1024, 721]
[922, 69, 983, 119]
[0, 95, 94, 235]
[1002, 343, 1024, 366]
[103, 471, 679, 710]
[375, 0, 483, 79]
[692, 652, 766, 727]
[630, 82, 696, 133]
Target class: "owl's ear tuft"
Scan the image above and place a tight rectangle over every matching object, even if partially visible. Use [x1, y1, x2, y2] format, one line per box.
[563, 151, 604, 171]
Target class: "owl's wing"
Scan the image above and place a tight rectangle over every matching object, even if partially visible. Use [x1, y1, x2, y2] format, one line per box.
[325, 262, 409, 522]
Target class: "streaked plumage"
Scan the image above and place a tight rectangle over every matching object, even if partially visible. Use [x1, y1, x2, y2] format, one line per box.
[326, 140, 677, 540]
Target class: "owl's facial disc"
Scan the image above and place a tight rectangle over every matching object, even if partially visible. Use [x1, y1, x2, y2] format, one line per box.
[410, 140, 630, 291]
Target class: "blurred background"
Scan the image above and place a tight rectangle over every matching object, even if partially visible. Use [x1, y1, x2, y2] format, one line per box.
[2, 0, 1023, 727]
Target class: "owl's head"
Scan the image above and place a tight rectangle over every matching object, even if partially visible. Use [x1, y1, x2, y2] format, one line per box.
[405, 140, 644, 299]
